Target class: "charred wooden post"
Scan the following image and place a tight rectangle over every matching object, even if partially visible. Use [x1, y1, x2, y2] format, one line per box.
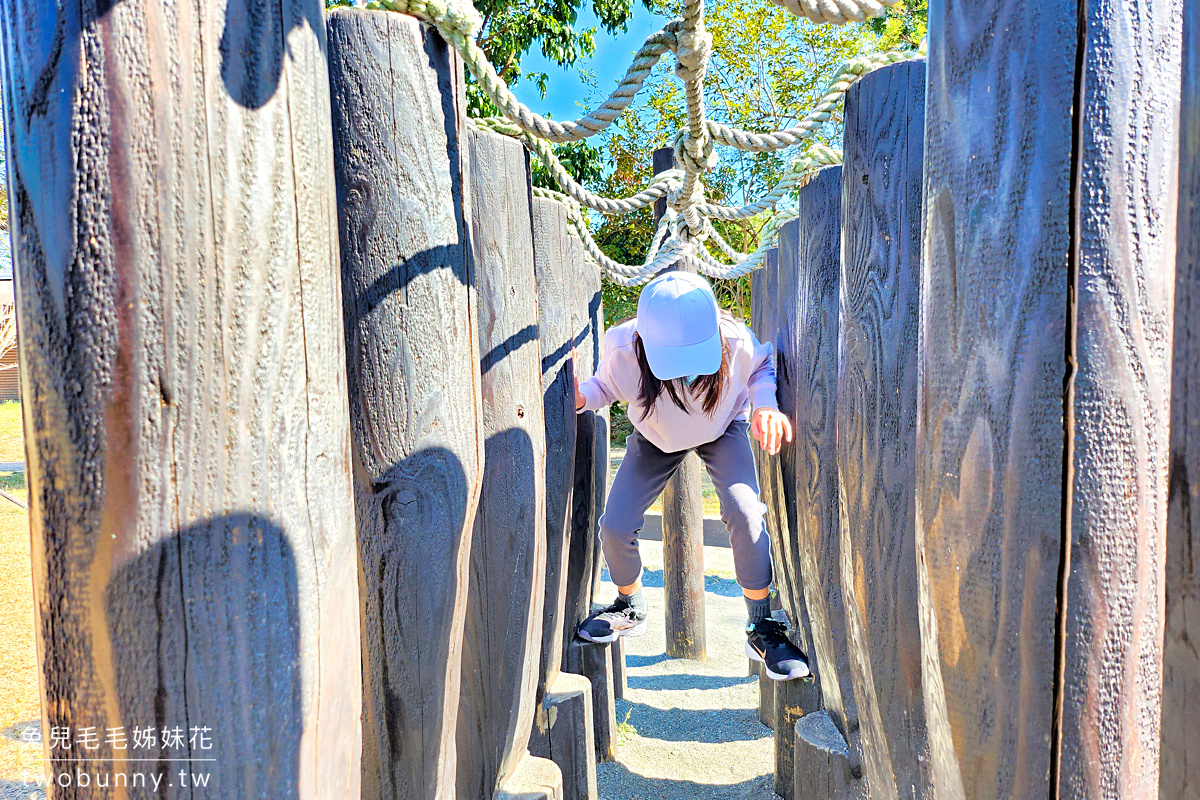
[529, 197, 598, 800]
[920, 1, 1180, 796]
[0, 0, 362, 795]
[563, 231, 619, 764]
[1163, 1, 1200, 795]
[836, 59, 929, 799]
[328, 9, 484, 799]
[653, 146, 707, 662]
[456, 128, 561, 800]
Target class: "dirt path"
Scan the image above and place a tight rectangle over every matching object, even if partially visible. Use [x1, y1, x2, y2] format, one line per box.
[596, 540, 781, 800]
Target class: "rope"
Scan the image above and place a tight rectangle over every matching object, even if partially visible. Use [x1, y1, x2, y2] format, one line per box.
[770, 0, 898, 25]
[365, 0, 918, 283]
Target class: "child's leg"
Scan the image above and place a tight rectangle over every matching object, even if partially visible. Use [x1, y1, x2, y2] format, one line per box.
[694, 419, 772, 598]
[599, 429, 689, 590]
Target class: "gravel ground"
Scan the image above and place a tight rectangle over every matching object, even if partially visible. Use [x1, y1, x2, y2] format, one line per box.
[596, 539, 781, 800]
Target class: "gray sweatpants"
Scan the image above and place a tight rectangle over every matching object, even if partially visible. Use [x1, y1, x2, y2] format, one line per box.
[601, 419, 772, 592]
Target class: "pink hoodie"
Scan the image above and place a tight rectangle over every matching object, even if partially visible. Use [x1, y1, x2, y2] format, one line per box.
[577, 315, 779, 453]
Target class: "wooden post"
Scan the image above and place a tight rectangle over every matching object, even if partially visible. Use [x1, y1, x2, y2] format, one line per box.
[920, 1, 1180, 796]
[793, 712, 866, 800]
[777, 175, 861, 795]
[456, 128, 561, 800]
[652, 146, 706, 662]
[529, 197, 598, 800]
[1163, 2, 1200, 795]
[328, 10, 484, 800]
[0, 0, 361, 795]
[836, 59, 929, 800]
[563, 228, 619, 764]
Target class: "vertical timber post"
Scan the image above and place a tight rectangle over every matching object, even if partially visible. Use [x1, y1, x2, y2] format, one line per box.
[1163, 1, 1200, 795]
[836, 59, 929, 800]
[652, 146, 707, 662]
[328, 9, 484, 800]
[529, 197, 599, 800]
[0, 0, 362, 796]
[920, 1, 1180, 797]
[457, 128, 561, 800]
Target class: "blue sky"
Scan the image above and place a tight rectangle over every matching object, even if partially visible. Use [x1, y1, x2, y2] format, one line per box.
[510, 4, 672, 123]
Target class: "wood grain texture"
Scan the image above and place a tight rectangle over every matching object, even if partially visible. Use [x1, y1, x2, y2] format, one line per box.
[836, 59, 929, 800]
[328, 10, 483, 800]
[533, 198, 578, 694]
[456, 128, 548, 800]
[794, 712, 866, 800]
[662, 451, 707, 660]
[1058, 0, 1180, 795]
[563, 229, 618, 765]
[774, 677, 823, 799]
[0, 0, 361, 796]
[529, 672, 599, 800]
[1162, 1, 1200, 794]
[751, 247, 811, 647]
[495, 753, 564, 800]
[783, 172, 859, 759]
[918, 2, 1075, 797]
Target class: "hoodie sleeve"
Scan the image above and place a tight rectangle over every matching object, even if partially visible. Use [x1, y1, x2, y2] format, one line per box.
[576, 329, 623, 413]
[744, 327, 780, 413]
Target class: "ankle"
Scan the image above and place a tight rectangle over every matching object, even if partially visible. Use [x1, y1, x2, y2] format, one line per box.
[618, 587, 647, 616]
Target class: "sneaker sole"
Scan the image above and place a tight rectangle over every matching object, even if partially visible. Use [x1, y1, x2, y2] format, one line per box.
[578, 619, 648, 644]
[744, 640, 811, 681]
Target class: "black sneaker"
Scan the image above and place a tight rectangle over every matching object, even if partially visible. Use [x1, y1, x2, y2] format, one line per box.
[745, 619, 811, 681]
[577, 599, 648, 643]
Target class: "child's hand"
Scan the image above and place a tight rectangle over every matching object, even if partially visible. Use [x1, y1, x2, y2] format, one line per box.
[751, 408, 793, 456]
[572, 348, 585, 410]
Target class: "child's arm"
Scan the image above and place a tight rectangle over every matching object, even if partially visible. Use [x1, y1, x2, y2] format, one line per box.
[574, 341, 621, 412]
[743, 328, 792, 455]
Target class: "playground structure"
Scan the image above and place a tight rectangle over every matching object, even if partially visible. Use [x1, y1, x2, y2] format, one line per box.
[0, 0, 1196, 799]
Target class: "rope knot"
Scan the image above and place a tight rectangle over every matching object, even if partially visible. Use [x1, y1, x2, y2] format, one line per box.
[366, 0, 484, 40]
[673, 27, 712, 83]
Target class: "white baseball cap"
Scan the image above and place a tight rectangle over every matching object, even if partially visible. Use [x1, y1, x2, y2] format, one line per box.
[636, 271, 722, 380]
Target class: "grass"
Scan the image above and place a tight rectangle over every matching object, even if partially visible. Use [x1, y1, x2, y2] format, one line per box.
[0, 402, 38, 784]
[0, 401, 23, 462]
[615, 708, 637, 747]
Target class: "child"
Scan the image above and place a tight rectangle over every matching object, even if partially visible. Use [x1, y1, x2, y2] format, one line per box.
[574, 270, 809, 681]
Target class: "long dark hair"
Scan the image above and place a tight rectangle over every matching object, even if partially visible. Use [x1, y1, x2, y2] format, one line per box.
[633, 320, 730, 421]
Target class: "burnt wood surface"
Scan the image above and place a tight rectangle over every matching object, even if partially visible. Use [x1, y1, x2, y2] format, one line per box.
[529, 672, 599, 800]
[0, 1, 362, 797]
[533, 198, 579, 694]
[782, 173, 859, 763]
[328, 10, 483, 799]
[456, 128, 548, 800]
[1058, 0, 1180, 795]
[1163, 1, 1200, 795]
[836, 59, 930, 800]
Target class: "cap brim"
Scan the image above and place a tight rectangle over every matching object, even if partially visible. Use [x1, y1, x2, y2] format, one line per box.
[642, 328, 722, 381]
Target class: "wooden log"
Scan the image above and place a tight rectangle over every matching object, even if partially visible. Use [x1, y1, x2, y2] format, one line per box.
[0, 0, 361, 796]
[653, 146, 707, 662]
[530, 197, 596, 798]
[921, 3, 1180, 797]
[751, 248, 809, 635]
[782, 171, 859, 758]
[1163, 2, 1200, 795]
[611, 636, 627, 700]
[328, 10, 483, 799]
[918, 3, 1074, 795]
[533, 198, 579, 693]
[564, 640, 617, 764]
[563, 235, 618, 764]
[758, 670, 777, 730]
[775, 678, 823, 799]
[793, 712, 867, 800]
[529, 672, 599, 800]
[456, 128, 549, 800]
[495, 754, 565, 800]
[836, 59, 929, 800]
[1058, 0, 1180, 795]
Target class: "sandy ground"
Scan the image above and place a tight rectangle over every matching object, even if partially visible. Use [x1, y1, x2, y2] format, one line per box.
[596, 539, 781, 800]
